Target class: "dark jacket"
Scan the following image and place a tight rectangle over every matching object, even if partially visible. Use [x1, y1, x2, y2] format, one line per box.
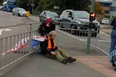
[38, 22, 55, 36]
[111, 17, 116, 30]
[40, 38, 58, 55]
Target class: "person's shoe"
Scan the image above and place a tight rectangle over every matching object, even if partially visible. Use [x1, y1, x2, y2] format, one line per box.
[68, 57, 76, 63]
[62, 57, 71, 64]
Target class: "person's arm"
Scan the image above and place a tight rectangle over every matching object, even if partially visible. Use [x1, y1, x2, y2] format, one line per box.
[55, 47, 58, 50]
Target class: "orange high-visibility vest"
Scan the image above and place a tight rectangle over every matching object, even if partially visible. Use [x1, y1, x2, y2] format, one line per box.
[47, 36, 56, 50]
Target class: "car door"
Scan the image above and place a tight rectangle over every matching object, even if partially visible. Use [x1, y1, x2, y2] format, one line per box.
[40, 12, 46, 21]
[61, 11, 71, 28]
[15, 9, 19, 15]
[67, 11, 74, 28]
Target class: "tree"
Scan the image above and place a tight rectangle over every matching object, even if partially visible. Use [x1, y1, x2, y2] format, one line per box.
[64, 0, 90, 10]
[95, 2, 103, 14]
[37, 0, 90, 13]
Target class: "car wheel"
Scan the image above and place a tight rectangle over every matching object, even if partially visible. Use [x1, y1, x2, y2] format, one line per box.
[59, 23, 64, 28]
[92, 33, 97, 37]
[18, 13, 20, 16]
[70, 25, 77, 35]
[23, 14, 25, 17]
[98, 28, 100, 33]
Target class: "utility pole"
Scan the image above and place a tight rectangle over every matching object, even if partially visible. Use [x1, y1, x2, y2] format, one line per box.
[86, 0, 95, 53]
[32, 0, 34, 13]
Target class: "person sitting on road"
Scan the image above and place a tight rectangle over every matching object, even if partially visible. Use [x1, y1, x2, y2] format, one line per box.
[40, 31, 76, 64]
[38, 18, 55, 36]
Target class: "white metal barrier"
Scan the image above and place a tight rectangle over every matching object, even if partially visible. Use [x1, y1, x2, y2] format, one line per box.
[0, 23, 40, 72]
[0, 22, 99, 74]
[56, 28, 98, 50]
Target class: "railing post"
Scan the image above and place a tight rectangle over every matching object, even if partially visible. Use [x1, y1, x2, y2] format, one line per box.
[29, 24, 32, 52]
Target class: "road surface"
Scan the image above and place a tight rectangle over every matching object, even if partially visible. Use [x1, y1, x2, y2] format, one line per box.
[0, 11, 37, 38]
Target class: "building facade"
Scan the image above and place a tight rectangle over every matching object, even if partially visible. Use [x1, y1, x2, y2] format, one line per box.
[110, 0, 116, 16]
[96, 0, 112, 14]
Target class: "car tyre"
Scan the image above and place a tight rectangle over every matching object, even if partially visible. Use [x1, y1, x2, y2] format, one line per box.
[18, 13, 20, 16]
[98, 28, 100, 33]
[92, 33, 97, 37]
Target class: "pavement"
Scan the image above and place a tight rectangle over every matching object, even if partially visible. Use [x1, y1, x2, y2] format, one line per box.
[1, 46, 107, 77]
[77, 56, 116, 77]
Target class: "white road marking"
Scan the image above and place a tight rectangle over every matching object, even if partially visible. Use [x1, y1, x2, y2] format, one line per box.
[56, 29, 109, 56]
[100, 31, 110, 36]
[98, 40, 111, 43]
[4, 29, 12, 31]
[0, 29, 12, 35]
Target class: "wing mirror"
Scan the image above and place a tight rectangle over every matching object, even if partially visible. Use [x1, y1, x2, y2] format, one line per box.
[68, 15, 72, 18]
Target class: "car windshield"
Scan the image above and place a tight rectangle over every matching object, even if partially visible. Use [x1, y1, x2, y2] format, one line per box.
[74, 11, 89, 19]
[7, 1, 16, 5]
[18, 8, 25, 11]
[46, 11, 58, 17]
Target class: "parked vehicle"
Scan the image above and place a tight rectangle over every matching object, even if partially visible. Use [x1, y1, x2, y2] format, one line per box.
[101, 18, 110, 24]
[3, 0, 16, 12]
[0, 6, 4, 10]
[12, 7, 27, 17]
[39, 11, 60, 22]
[60, 10, 100, 37]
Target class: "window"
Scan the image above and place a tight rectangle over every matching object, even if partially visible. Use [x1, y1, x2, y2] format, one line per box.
[69, 12, 72, 16]
[110, 7, 116, 11]
[64, 11, 69, 19]
[74, 11, 89, 19]
[104, 10, 109, 14]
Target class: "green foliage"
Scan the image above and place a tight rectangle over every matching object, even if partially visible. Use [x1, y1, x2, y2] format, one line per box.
[95, 2, 103, 14]
[0, 0, 3, 5]
[104, 14, 110, 19]
[17, 0, 90, 15]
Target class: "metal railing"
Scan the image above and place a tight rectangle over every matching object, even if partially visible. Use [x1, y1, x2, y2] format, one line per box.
[0, 23, 40, 72]
[55, 21, 98, 51]
[56, 28, 98, 50]
[0, 21, 99, 74]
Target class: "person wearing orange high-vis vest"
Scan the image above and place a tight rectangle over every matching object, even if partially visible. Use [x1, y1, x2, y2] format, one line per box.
[40, 31, 76, 64]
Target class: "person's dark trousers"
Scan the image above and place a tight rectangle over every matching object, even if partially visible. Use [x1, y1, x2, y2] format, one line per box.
[110, 30, 116, 53]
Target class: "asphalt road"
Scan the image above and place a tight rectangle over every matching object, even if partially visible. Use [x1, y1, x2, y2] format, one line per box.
[0, 11, 37, 38]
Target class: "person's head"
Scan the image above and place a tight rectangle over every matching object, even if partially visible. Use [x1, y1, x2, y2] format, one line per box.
[45, 18, 53, 27]
[49, 31, 56, 39]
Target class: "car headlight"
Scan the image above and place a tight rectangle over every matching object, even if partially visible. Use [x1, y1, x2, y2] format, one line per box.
[47, 16, 50, 18]
[76, 21, 84, 25]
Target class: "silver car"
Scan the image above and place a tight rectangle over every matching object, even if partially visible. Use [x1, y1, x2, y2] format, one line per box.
[40, 11, 60, 22]
[12, 7, 27, 17]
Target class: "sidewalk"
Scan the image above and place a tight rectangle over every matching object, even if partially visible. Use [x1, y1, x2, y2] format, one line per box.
[1, 47, 107, 77]
[77, 56, 116, 77]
